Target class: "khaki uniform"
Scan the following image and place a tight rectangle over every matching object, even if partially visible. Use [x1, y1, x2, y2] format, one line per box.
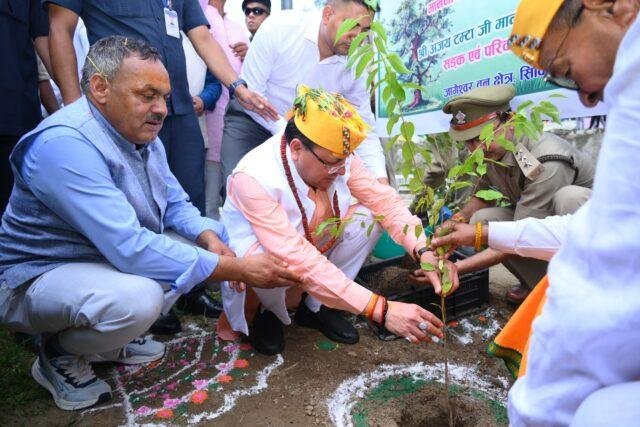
[471, 132, 595, 287]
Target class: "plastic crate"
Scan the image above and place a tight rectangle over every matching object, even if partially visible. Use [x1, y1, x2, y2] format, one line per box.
[355, 251, 489, 340]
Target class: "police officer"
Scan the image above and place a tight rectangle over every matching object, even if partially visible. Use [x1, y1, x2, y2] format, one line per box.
[441, 85, 594, 303]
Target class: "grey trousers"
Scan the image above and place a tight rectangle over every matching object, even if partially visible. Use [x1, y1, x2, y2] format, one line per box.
[0, 263, 164, 356]
[220, 99, 271, 184]
[205, 160, 223, 220]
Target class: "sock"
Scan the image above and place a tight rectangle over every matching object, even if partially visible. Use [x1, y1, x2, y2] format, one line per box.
[304, 295, 321, 313]
[43, 334, 70, 359]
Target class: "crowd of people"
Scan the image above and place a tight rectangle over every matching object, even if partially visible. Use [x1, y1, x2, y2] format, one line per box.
[0, 0, 638, 424]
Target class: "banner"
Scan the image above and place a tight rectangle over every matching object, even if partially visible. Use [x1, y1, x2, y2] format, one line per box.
[376, 0, 607, 136]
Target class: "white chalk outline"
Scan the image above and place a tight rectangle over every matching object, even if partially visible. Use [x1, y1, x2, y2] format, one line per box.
[327, 362, 509, 427]
[79, 324, 283, 426]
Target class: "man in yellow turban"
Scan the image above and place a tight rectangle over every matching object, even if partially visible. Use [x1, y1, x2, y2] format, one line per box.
[505, 0, 640, 424]
[217, 86, 458, 355]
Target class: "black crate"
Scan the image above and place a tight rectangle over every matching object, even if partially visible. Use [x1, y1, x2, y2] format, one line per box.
[355, 251, 489, 340]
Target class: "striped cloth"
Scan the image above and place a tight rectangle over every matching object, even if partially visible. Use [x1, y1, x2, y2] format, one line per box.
[487, 276, 549, 378]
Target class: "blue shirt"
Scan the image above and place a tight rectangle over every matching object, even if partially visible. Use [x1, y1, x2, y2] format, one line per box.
[199, 71, 222, 111]
[1, 0, 48, 135]
[44, 0, 209, 116]
[20, 104, 224, 293]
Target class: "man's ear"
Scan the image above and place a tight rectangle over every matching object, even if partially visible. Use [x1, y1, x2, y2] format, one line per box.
[608, 0, 639, 25]
[89, 74, 109, 105]
[321, 5, 334, 25]
[289, 138, 304, 160]
[582, 0, 615, 15]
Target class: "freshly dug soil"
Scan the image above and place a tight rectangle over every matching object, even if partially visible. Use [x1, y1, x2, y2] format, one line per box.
[359, 382, 507, 427]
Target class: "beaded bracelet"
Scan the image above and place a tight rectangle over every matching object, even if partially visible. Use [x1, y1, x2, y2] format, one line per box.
[474, 222, 484, 252]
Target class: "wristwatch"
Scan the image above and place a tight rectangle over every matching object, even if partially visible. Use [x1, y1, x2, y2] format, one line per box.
[413, 246, 429, 261]
[228, 78, 248, 98]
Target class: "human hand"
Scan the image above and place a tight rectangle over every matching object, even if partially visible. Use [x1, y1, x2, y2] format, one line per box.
[410, 252, 459, 296]
[384, 301, 444, 343]
[197, 230, 236, 257]
[234, 85, 279, 121]
[430, 221, 476, 255]
[240, 253, 301, 288]
[193, 96, 204, 115]
[230, 42, 248, 61]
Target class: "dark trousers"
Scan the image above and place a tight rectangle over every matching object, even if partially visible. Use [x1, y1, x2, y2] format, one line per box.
[220, 99, 272, 184]
[1, 134, 20, 214]
[159, 112, 206, 215]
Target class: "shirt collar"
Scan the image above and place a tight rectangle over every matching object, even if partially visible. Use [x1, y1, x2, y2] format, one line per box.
[87, 99, 150, 155]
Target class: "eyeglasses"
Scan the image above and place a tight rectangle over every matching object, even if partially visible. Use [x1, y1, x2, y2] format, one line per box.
[543, 6, 584, 91]
[304, 144, 347, 174]
[243, 7, 268, 16]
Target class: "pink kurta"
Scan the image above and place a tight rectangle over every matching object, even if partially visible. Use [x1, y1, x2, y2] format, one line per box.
[203, 6, 249, 162]
[226, 155, 427, 315]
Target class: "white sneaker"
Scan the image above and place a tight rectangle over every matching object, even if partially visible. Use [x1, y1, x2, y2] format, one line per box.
[32, 353, 112, 411]
[87, 336, 165, 365]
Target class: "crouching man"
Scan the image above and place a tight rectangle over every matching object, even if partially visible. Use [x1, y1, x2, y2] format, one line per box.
[219, 85, 457, 355]
[0, 36, 299, 411]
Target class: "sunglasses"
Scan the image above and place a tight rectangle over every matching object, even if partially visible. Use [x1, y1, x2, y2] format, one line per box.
[243, 7, 268, 16]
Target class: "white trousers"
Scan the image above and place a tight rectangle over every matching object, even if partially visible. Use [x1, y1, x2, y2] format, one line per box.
[223, 207, 382, 335]
[0, 263, 163, 356]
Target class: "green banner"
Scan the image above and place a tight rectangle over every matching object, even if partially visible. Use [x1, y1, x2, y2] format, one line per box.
[376, 0, 604, 133]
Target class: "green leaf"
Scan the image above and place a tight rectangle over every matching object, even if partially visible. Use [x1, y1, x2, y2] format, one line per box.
[355, 49, 374, 79]
[386, 114, 399, 135]
[496, 135, 516, 152]
[386, 98, 398, 117]
[347, 31, 368, 57]
[373, 36, 387, 55]
[449, 181, 473, 191]
[366, 222, 375, 237]
[388, 53, 411, 74]
[548, 93, 567, 98]
[414, 224, 424, 239]
[402, 224, 409, 235]
[475, 189, 505, 201]
[400, 121, 415, 143]
[335, 18, 358, 45]
[370, 20, 387, 42]
[384, 134, 400, 151]
[365, 67, 377, 89]
[441, 265, 453, 294]
[438, 259, 444, 270]
[516, 100, 534, 112]
[382, 84, 392, 103]
[420, 262, 435, 271]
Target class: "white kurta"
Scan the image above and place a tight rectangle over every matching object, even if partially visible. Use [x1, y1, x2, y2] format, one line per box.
[239, 10, 386, 178]
[508, 18, 640, 426]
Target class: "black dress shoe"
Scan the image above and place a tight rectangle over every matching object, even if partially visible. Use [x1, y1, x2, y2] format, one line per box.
[249, 310, 284, 355]
[177, 288, 223, 318]
[149, 309, 182, 335]
[295, 302, 359, 344]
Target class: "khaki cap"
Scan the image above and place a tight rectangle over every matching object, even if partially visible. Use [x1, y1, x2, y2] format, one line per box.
[443, 84, 516, 141]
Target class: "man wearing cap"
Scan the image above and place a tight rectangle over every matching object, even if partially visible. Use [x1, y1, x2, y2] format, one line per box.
[218, 86, 457, 355]
[242, 0, 270, 38]
[438, 84, 594, 304]
[503, 0, 640, 425]
[220, 0, 388, 190]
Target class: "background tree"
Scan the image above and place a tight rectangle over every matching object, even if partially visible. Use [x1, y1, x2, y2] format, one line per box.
[386, 0, 453, 109]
